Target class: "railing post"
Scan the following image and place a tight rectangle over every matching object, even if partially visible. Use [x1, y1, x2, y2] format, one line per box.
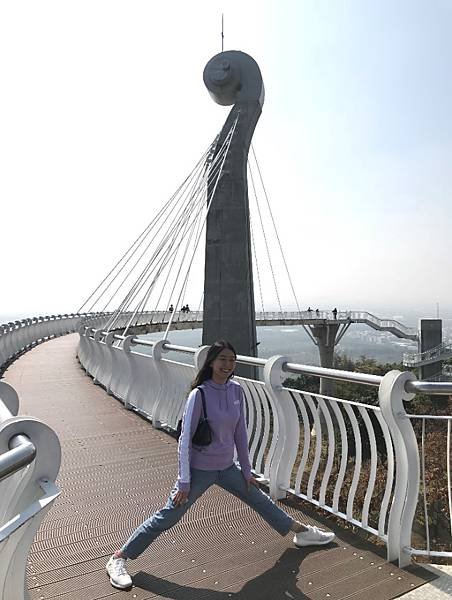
[263, 355, 300, 500]
[0, 382, 19, 417]
[0, 380, 61, 600]
[149, 339, 169, 428]
[104, 332, 116, 395]
[91, 329, 104, 384]
[122, 335, 136, 409]
[194, 346, 210, 372]
[379, 369, 419, 567]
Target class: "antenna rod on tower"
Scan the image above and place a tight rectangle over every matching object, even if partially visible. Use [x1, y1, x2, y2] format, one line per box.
[221, 14, 224, 52]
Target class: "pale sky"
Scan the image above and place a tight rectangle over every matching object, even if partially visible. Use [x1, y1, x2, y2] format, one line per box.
[1, 1, 451, 320]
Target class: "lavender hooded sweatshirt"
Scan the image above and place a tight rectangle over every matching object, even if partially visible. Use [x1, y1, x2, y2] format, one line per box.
[177, 378, 252, 492]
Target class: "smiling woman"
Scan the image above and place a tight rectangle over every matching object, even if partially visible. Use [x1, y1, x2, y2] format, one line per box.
[210, 347, 237, 382]
[192, 340, 237, 387]
[105, 338, 335, 589]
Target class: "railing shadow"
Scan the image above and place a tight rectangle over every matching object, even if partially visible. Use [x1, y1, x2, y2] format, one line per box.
[133, 547, 328, 599]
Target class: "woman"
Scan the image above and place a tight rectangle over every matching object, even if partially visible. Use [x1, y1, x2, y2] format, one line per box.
[106, 340, 334, 589]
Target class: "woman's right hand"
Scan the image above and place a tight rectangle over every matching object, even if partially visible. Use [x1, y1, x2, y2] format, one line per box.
[173, 489, 189, 507]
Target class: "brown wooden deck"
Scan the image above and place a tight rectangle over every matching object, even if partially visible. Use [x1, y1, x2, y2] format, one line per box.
[3, 334, 435, 600]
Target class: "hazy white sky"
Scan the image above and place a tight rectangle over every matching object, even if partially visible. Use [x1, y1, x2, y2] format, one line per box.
[1, 0, 451, 319]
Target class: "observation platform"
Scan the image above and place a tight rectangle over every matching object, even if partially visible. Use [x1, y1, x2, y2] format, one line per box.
[3, 335, 437, 600]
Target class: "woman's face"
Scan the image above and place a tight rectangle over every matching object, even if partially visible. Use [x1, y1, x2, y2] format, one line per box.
[210, 348, 236, 383]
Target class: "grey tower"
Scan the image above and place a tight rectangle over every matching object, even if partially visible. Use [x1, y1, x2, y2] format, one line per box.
[202, 51, 264, 363]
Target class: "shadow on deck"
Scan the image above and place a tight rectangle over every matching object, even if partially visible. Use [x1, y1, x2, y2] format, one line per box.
[3, 335, 435, 600]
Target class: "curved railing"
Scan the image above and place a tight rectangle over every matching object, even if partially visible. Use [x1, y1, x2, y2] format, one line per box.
[77, 309, 418, 340]
[403, 411, 452, 560]
[0, 381, 61, 599]
[0, 313, 108, 372]
[403, 340, 452, 367]
[78, 325, 452, 567]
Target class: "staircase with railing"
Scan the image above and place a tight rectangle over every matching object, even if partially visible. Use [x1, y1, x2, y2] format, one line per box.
[403, 340, 452, 367]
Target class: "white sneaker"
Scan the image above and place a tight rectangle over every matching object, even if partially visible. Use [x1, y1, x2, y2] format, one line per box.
[106, 555, 132, 589]
[293, 525, 335, 547]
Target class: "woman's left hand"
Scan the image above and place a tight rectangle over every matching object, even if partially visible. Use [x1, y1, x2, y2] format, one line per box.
[246, 475, 259, 490]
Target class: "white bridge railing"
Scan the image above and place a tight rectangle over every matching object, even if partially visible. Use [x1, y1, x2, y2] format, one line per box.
[78, 326, 452, 568]
[0, 313, 108, 372]
[403, 339, 452, 367]
[257, 310, 416, 335]
[0, 381, 61, 600]
[41, 308, 417, 340]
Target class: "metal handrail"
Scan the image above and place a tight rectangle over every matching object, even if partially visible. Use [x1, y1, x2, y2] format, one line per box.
[0, 434, 36, 483]
[283, 362, 382, 386]
[405, 380, 452, 395]
[0, 311, 106, 331]
[284, 362, 452, 394]
[257, 310, 416, 334]
[403, 340, 452, 366]
[163, 343, 201, 354]
[86, 328, 452, 395]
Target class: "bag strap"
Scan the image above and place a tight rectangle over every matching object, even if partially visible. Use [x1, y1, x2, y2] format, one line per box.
[197, 387, 207, 419]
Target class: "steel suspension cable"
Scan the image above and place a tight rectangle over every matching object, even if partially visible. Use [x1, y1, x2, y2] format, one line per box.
[113, 132, 233, 327]
[147, 198, 205, 337]
[106, 185, 207, 330]
[103, 193, 199, 327]
[165, 190, 205, 318]
[103, 150, 211, 326]
[96, 118, 237, 334]
[250, 218, 265, 314]
[79, 139, 215, 314]
[128, 125, 236, 323]
[249, 145, 316, 342]
[251, 144, 302, 313]
[164, 115, 239, 338]
[248, 164, 283, 313]
[122, 185, 207, 335]
[144, 185, 209, 326]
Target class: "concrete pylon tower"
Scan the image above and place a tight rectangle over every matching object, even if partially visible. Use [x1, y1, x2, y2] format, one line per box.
[306, 315, 352, 395]
[202, 51, 264, 367]
[418, 319, 442, 379]
[310, 324, 341, 396]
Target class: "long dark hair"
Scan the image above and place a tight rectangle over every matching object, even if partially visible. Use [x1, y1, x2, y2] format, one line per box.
[190, 340, 237, 390]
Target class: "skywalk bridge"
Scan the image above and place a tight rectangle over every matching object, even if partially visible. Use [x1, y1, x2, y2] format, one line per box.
[118, 310, 418, 342]
[1, 314, 451, 600]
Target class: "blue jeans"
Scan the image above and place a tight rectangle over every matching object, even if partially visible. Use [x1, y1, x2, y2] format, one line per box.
[121, 464, 294, 559]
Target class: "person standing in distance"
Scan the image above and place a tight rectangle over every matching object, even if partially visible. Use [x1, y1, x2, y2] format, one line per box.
[106, 340, 335, 589]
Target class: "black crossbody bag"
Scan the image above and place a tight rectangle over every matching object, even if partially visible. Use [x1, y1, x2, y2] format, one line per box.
[176, 387, 212, 446]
